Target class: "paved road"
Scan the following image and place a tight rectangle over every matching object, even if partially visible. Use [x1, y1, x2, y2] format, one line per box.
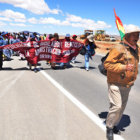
[1, 54, 140, 140]
[0, 57, 106, 140]
[40, 54, 140, 140]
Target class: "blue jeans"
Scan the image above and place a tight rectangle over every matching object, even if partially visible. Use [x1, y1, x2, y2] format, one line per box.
[59, 62, 70, 67]
[3, 49, 11, 59]
[85, 54, 90, 69]
[59, 63, 64, 67]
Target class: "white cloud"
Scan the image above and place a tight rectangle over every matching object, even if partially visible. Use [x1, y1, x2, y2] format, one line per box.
[38, 14, 111, 30]
[28, 17, 38, 24]
[65, 14, 111, 30]
[0, 0, 61, 15]
[10, 23, 26, 27]
[0, 9, 25, 19]
[0, 9, 26, 23]
[0, 21, 7, 26]
[124, 24, 140, 31]
[0, 8, 111, 33]
[14, 18, 26, 23]
[0, 16, 11, 21]
[61, 20, 71, 26]
[40, 17, 61, 25]
[96, 21, 111, 28]
[66, 14, 82, 22]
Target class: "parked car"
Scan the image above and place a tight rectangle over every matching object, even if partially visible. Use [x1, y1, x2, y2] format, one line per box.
[110, 36, 116, 41]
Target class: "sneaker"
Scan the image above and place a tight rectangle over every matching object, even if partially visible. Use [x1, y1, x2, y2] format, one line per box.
[113, 126, 121, 135]
[34, 68, 38, 73]
[86, 68, 89, 71]
[71, 60, 75, 64]
[51, 66, 56, 70]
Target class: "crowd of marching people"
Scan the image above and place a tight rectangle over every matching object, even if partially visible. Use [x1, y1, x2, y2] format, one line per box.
[0, 31, 97, 72]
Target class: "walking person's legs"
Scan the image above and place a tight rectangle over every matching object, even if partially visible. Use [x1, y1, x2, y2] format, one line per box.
[106, 84, 131, 140]
[0, 50, 3, 69]
[114, 86, 131, 126]
[85, 54, 89, 71]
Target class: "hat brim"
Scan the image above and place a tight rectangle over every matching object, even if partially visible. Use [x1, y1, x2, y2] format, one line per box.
[88, 39, 94, 42]
[125, 30, 140, 34]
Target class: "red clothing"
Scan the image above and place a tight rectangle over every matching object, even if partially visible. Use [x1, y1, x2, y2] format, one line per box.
[26, 47, 38, 65]
[26, 41, 38, 65]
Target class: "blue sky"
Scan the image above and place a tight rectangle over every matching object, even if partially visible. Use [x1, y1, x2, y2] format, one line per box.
[0, 0, 140, 35]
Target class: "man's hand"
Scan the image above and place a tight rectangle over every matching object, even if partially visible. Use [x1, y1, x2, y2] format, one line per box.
[126, 64, 134, 71]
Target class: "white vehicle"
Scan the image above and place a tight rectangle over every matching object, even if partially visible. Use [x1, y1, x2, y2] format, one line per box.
[110, 36, 116, 41]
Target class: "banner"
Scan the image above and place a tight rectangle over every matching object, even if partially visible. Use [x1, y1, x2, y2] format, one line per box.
[1, 39, 83, 64]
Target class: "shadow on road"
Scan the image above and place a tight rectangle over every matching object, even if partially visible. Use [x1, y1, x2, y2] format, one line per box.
[1, 67, 29, 71]
[80, 66, 96, 70]
[72, 61, 82, 64]
[98, 111, 131, 131]
[40, 64, 74, 70]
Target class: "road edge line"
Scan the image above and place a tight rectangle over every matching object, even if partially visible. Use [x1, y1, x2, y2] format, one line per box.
[40, 70, 124, 140]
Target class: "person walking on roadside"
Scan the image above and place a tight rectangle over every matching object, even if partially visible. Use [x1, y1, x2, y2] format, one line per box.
[26, 35, 39, 72]
[43, 34, 47, 40]
[60, 33, 72, 69]
[104, 26, 140, 140]
[2, 32, 11, 61]
[71, 35, 78, 63]
[84, 34, 97, 71]
[0, 35, 3, 70]
[50, 33, 59, 69]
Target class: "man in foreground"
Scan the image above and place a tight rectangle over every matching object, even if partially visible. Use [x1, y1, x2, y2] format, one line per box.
[104, 26, 140, 140]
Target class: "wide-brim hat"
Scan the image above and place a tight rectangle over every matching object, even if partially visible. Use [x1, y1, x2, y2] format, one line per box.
[87, 34, 94, 42]
[125, 24, 140, 35]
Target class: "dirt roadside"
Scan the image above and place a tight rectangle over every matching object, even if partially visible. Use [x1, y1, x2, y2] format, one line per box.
[95, 41, 140, 56]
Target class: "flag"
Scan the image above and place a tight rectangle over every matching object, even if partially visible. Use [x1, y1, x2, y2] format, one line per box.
[114, 9, 125, 40]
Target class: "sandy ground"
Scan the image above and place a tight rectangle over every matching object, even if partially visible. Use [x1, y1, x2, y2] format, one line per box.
[95, 41, 118, 55]
[95, 41, 140, 55]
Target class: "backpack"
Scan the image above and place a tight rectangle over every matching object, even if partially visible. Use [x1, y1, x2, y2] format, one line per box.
[90, 48, 95, 56]
[89, 42, 96, 56]
[99, 52, 109, 75]
[79, 46, 86, 55]
[101, 52, 109, 63]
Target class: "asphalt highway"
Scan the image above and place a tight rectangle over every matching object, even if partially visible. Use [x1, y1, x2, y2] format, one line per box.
[0, 54, 140, 140]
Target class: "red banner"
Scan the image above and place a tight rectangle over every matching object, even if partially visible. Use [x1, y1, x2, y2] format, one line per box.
[2, 39, 83, 64]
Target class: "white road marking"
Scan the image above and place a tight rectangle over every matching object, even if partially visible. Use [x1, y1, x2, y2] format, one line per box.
[40, 70, 125, 140]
